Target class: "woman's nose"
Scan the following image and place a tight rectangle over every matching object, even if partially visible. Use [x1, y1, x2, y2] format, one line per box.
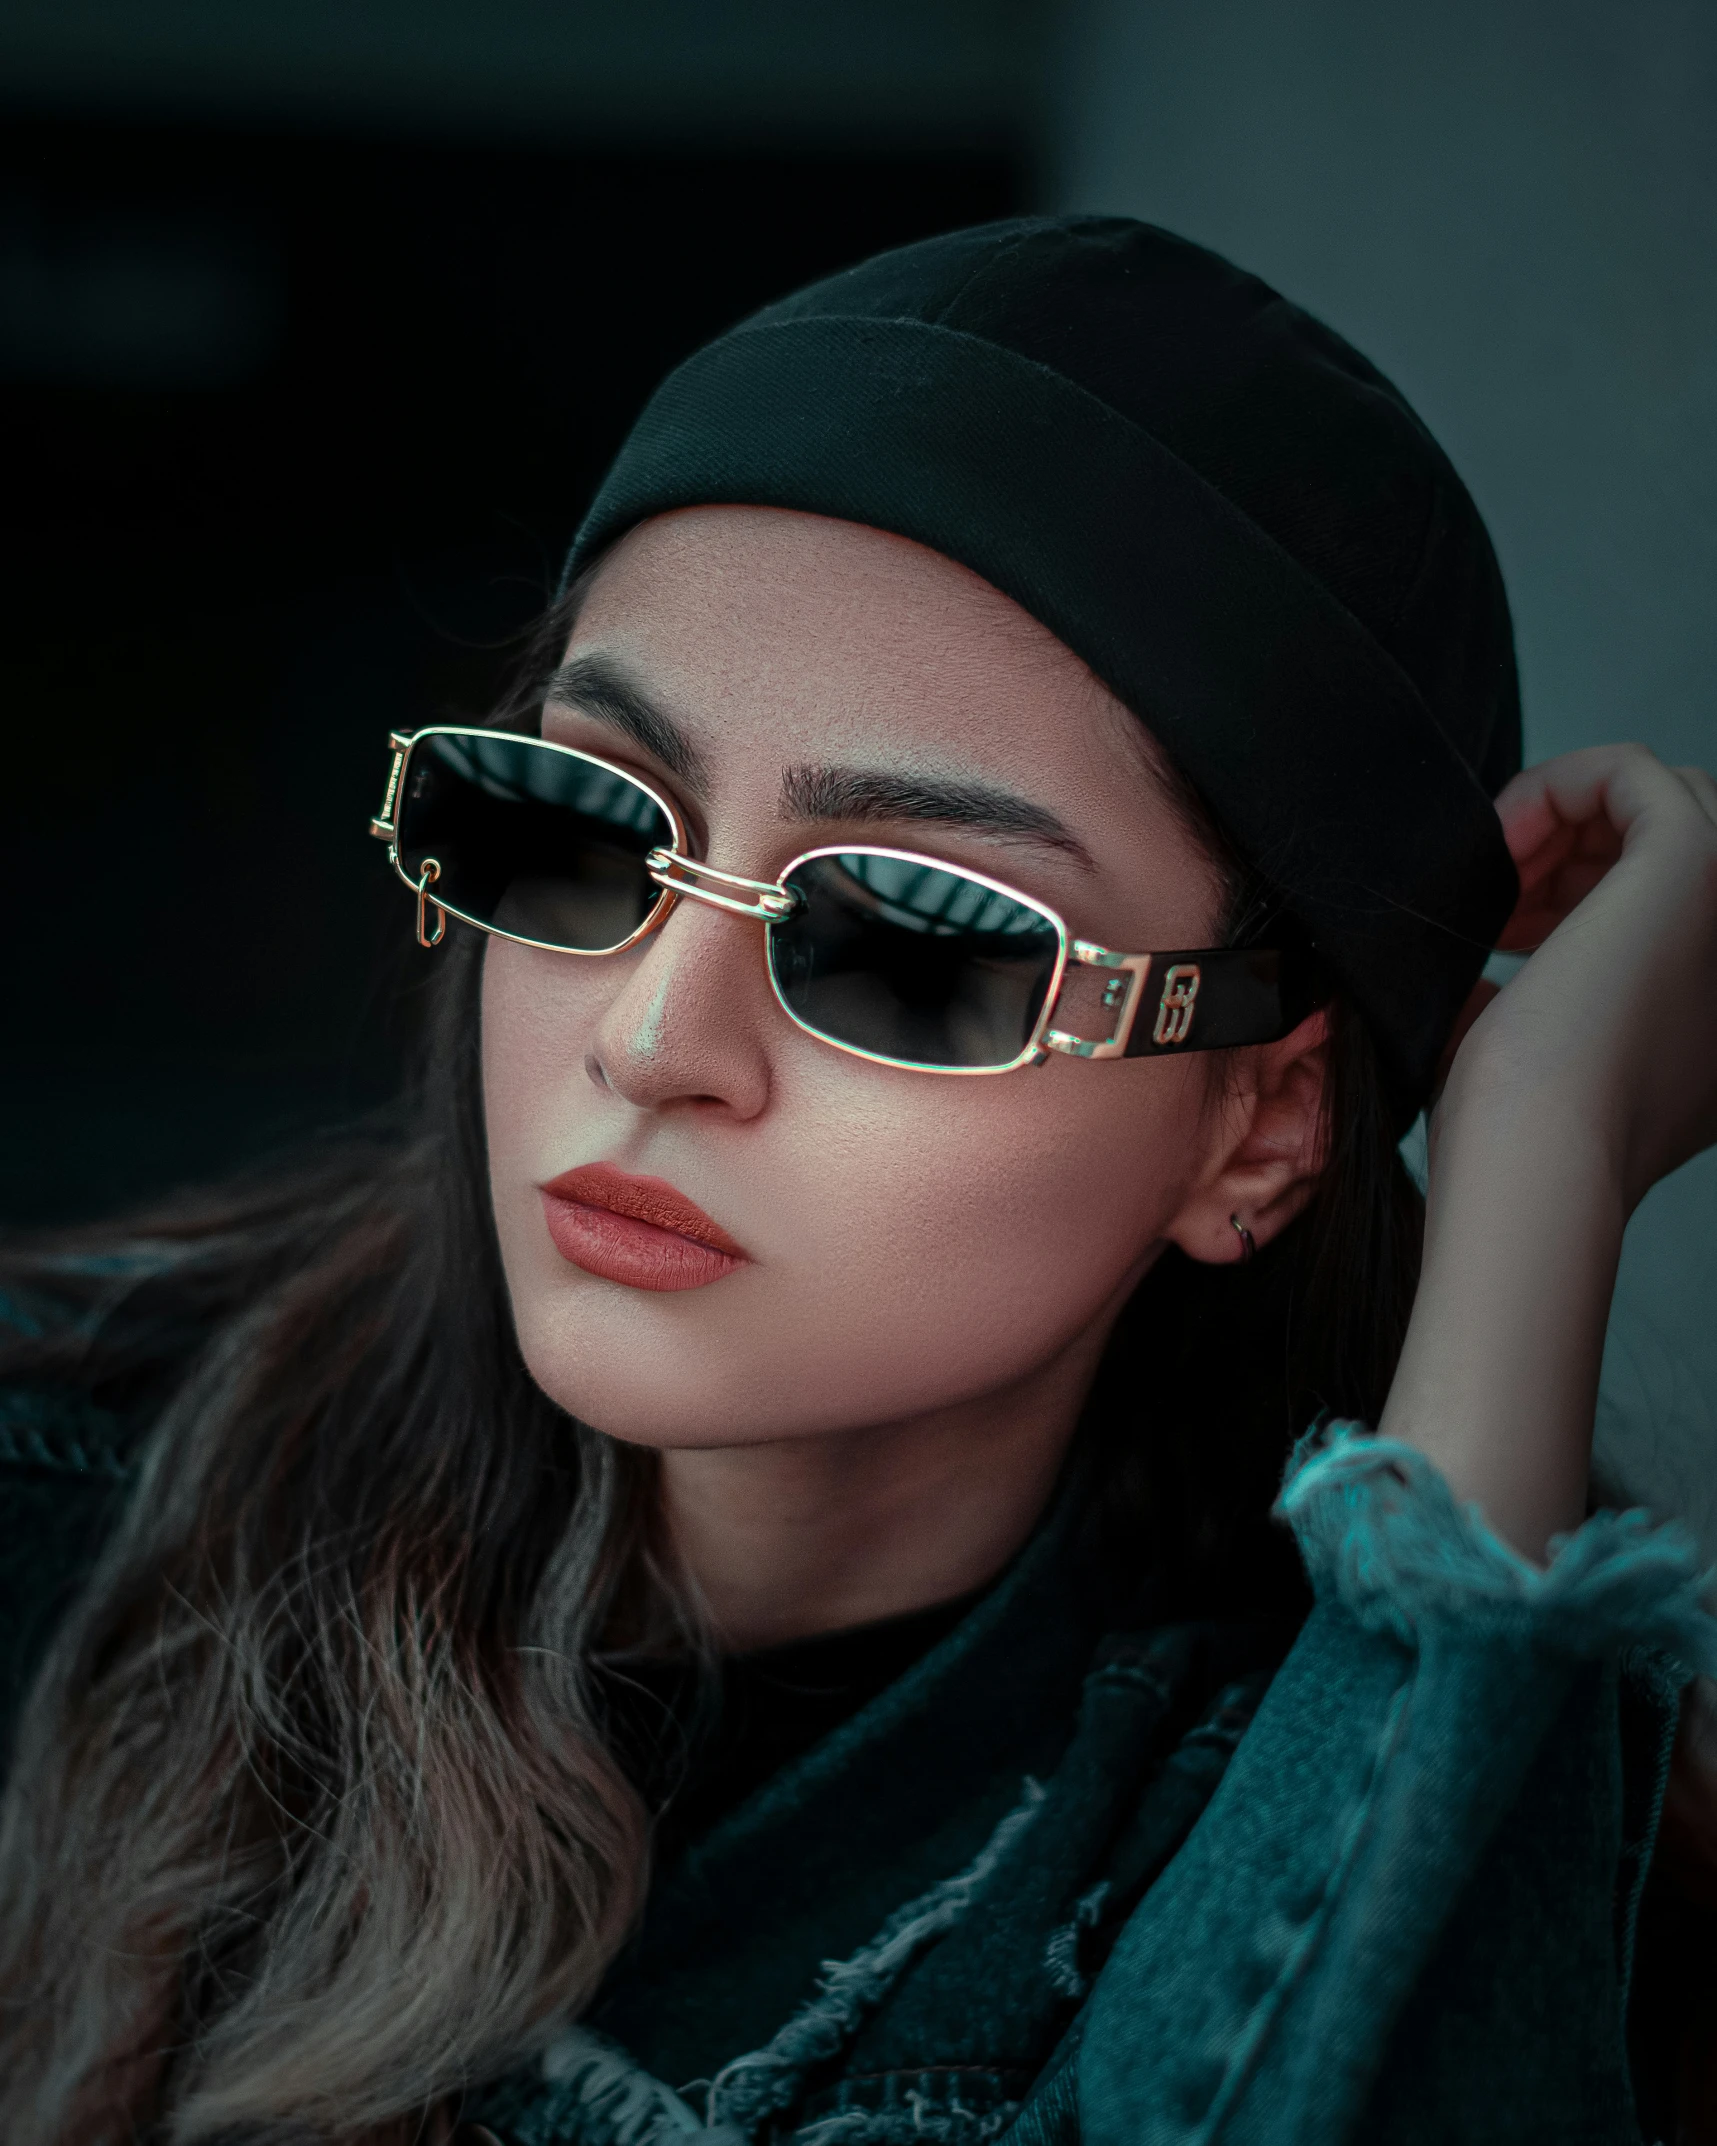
[585, 893, 775, 1119]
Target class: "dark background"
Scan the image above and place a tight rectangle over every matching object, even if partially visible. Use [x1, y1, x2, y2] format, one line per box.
[0, 106, 1019, 1221]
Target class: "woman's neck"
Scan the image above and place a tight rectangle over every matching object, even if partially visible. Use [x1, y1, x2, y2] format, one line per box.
[655, 1323, 1111, 1651]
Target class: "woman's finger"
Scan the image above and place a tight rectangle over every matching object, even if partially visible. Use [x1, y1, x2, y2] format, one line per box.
[1492, 755, 1626, 893]
[1493, 744, 1678, 853]
[1491, 745, 1700, 950]
[1673, 764, 1717, 831]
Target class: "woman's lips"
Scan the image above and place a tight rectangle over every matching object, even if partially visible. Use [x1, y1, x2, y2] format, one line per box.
[537, 1163, 748, 1292]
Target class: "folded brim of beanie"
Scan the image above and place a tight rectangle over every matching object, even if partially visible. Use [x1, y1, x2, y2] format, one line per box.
[566, 311, 1517, 1117]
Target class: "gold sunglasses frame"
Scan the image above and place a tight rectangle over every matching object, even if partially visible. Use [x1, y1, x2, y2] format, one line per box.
[370, 725, 1186, 1075]
[371, 726, 690, 959]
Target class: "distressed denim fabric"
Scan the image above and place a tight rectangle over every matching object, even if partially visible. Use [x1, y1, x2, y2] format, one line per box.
[1076, 1430, 1716, 2146]
[474, 1620, 1278, 2146]
[568, 1498, 1286, 2099]
[469, 1431, 1714, 2146]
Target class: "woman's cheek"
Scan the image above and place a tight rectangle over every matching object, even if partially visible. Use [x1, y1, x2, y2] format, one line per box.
[756, 1064, 1195, 1388]
[480, 942, 609, 1290]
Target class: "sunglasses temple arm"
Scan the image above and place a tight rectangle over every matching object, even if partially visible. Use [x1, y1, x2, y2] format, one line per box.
[1041, 945, 1154, 1060]
[369, 738, 410, 842]
[1045, 944, 1327, 1060]
[1130, 947, 1327, 1056]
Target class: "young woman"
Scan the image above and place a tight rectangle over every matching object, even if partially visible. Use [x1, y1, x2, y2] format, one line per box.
[1, 217, 1714, 2146]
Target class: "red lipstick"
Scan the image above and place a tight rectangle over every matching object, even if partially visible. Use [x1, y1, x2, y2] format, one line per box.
[538, 1163, 748, 1292]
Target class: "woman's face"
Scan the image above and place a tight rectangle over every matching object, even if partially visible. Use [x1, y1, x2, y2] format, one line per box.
[483, 507, 1241, 1450]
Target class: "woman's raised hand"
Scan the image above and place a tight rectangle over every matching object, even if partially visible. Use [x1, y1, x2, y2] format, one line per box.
[1461, 744, 1717, 1212]
[1381, 743, 1717, 1558]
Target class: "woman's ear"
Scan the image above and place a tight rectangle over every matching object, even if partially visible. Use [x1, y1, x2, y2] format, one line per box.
[1162, 1009, 1333, 1266]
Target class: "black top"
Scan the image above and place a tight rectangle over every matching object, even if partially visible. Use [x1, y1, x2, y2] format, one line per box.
[603, 1589, 985, 1864]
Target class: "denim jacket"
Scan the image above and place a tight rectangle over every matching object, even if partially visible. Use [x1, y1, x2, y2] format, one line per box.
[460, 1428, 1713, 2146]
[1, 1364, 1712, 2146]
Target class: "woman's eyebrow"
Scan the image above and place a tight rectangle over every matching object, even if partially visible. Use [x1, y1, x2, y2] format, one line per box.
[780, 762, 1094, 867]
[544, 654, 709, 796]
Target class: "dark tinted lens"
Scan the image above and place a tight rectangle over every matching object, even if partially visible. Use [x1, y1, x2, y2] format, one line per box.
[396, 734, 673, 950]
[770, 852, 1062, 1069]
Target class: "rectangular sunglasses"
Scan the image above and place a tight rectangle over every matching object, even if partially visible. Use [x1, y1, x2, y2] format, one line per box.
[369, 727, 1323, 1075]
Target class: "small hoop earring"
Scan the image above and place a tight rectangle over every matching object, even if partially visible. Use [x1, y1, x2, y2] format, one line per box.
[1230, 1214, 1256, 1264]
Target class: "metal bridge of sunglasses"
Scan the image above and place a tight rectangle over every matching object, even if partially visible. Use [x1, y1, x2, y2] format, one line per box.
[643, 845, 1156, 1062]
[645, 847, 800, 922]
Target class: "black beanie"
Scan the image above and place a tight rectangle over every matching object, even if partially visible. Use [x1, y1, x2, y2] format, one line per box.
[566, 215, 1521, 1114]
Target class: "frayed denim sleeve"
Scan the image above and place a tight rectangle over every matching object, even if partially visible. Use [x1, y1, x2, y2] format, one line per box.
[1279, 1420, 1717, 1672]
[1079, 1425, 1717, 2146]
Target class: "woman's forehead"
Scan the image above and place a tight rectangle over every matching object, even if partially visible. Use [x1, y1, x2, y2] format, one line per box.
[563, 507, 1165, 821]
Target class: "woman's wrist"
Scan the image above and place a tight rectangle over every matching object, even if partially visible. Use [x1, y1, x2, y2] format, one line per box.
[1380, 1054, 1628, 1561]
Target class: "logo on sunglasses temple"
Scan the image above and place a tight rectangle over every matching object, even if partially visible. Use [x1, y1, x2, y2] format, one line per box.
[1152, 963, 1202, 1046]
[645, 847, 800, 922]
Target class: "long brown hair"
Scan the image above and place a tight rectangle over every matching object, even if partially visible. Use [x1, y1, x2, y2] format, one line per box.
[0, 593, 1424, 2142]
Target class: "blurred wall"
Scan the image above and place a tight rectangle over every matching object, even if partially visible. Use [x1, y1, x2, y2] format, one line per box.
[1052, 0, 1716, 770]
[1049, 0, 1717, 1539]
[0, 0, 1041, 148]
